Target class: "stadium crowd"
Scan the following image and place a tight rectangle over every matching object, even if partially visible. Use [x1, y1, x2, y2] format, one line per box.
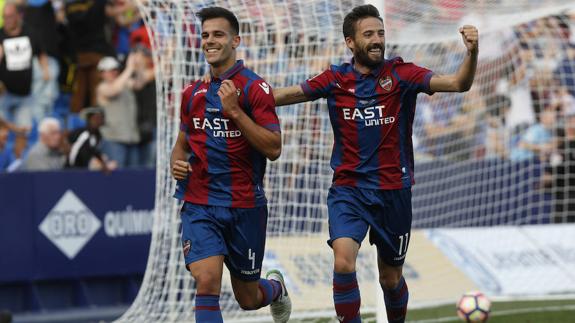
[0, 0, 156, 172]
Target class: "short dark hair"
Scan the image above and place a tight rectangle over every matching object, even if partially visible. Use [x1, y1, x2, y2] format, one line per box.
[343, 4, 383, 39]
[196, 7, 240, 35]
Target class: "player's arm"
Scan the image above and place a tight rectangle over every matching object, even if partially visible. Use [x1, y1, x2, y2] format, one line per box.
[218, 80, 281, 161]
[274, 85, 310, 106]
[430, 25, 478, 93]
[170, 130, 192, 180]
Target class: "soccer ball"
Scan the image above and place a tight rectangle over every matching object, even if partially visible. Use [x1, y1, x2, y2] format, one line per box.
[456, 291, 491, 322]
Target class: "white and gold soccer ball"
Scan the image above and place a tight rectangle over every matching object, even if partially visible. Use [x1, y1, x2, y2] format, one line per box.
[456, 291, 491, 322]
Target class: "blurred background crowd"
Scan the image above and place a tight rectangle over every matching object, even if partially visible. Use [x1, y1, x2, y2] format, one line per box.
[0, 0, 156, 173]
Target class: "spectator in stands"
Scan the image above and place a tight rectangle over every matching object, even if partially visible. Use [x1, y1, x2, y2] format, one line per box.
[131, 44, 156, 167]
[0, 115, 27, 134]
[110, 0, 144, 61]
[0, 2, 51, 127]
[22, 117, 66, 171]
[554, 42, 575, 98]
[484, 94, 512, 160]
[509, 106, 556, 162]
[0, 123, 9, 171]
[24, 0, 62, 118]
[96, 54, 140, 168]
[414, 94, 464, 159]
[549, 104, 575, 222]
[65, 0, 115, 113]
[0, 116, 27, 171]
[67, 106, 116, 171]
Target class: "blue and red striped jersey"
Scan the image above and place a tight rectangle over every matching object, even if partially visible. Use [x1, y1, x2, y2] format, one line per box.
[301, 57, 433, 189]
[175, 60, 280, 208]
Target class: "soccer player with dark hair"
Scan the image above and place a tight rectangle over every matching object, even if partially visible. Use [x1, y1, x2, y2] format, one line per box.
[274, 4, 478, 323]
[170, 6, 291, 323]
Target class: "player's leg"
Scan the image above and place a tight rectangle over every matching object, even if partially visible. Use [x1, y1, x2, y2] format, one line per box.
[377, 257, 408, 323]
[332, 238, 362, 323]
[229, 275, 282, 310]
[225, 206, 290, 322]
[188, 256, 225, 322]
[369, 188, 412, 323]
[328, 186, 370, 323]
[181, 203, 228, 323]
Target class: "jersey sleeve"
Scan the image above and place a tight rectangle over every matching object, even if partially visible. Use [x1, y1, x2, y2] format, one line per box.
[179, 82, 196, 133]
[248, 80, 280, 132]
[300, 68, 336, 100]
[394, 60, 434, 95]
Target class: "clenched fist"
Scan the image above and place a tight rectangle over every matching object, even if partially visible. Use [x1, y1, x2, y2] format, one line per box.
[172, 160, 192, 180]
[218, 79, 242, 119]
[459, 25, 479, 54]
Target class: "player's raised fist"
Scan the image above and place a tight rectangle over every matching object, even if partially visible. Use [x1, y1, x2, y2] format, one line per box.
[172, 160, 192, 180]
[218, 79, 241, 119]
[459, 25, 478, 54]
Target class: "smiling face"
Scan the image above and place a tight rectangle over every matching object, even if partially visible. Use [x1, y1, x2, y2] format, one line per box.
[201, 17, 240, 71]
[346, 17, 385, 70]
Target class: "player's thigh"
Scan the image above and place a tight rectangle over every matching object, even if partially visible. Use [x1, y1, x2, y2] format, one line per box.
[224, 206, 268, 281]
[327, 186, 370, 246]
[180, 202, 228, 269]
[369, 188, 412, 267]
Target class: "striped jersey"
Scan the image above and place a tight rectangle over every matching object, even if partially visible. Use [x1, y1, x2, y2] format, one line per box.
[175, 60, 280, 208]
[301, 57, 434, 189]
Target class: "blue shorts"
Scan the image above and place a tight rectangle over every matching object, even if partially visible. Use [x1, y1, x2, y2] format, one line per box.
[180, 202, 268, 281]
[327, 186, 412, 266]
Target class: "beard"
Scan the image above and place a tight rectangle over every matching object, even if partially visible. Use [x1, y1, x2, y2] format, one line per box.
[354, 43, 385, 68]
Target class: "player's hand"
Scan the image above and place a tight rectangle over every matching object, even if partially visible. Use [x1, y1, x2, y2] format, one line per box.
[202, 72, 210, 83]
[459, 25, 478, 54]
[218, 79, 242, 119]
[172, 160, 192, 180]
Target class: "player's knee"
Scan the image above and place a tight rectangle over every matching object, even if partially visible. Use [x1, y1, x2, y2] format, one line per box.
[334, 256, 356, 273]
[235, 294, 260, 310]
[193, 271, 221, 294]
[379, 269, 403, 290]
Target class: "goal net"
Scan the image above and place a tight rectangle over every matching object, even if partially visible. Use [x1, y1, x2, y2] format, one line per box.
[117, 0, 575, 322]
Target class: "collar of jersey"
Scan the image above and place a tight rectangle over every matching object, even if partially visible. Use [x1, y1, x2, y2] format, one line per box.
[349, 57, 386, 78]
[211, 60, 245, 81]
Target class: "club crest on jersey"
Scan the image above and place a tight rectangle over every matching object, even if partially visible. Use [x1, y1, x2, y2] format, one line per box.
[379, 76, 393, 91]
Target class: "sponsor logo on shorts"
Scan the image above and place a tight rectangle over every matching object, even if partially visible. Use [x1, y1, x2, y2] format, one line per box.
[394, 254, 407, 261]
[240, 268, 260, 275]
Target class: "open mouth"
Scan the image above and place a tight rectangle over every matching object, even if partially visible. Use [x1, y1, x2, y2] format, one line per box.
[368, 47, 382, 54]
[205, 48, 220, 54]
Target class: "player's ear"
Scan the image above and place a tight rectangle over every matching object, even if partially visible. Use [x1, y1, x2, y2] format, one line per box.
[232, 35, 241, 50]
[345, 36, 354, 52]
